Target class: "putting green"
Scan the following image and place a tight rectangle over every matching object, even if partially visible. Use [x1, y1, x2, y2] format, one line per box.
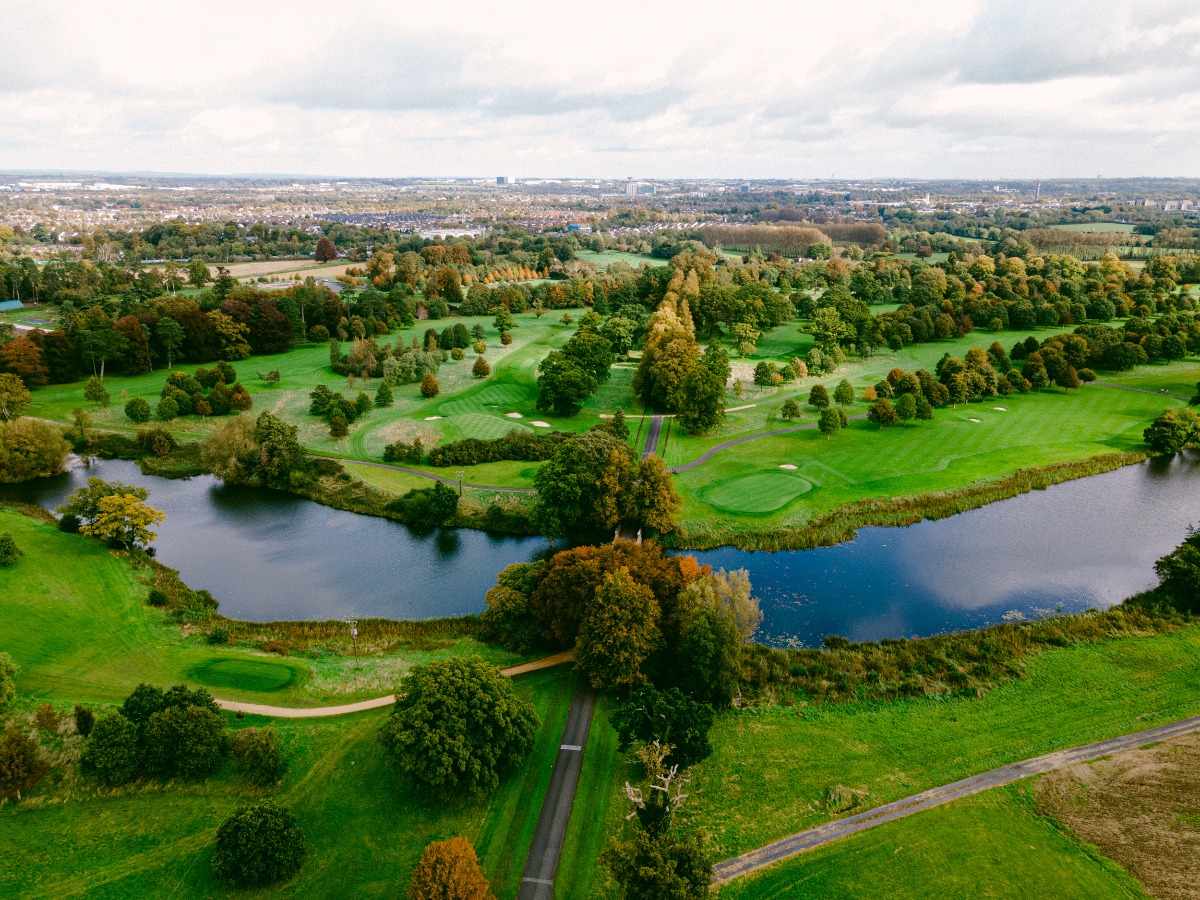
[698, 470, 813, 515]
[188, 657, 305, 693]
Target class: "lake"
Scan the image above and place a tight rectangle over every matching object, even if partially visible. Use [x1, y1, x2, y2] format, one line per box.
[4, 454, 1198, 647]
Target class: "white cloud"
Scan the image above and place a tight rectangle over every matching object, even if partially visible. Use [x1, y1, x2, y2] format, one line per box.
[2, 0, 1199, 177]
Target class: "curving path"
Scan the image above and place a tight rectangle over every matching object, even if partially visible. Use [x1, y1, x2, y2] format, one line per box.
[669, 414, 869, 473]
[712, 711, 1200, 884]
[213, 650, 575, 718]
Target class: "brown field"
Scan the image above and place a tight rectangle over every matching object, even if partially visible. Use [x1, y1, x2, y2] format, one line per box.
[1037, 732, 1200, 899]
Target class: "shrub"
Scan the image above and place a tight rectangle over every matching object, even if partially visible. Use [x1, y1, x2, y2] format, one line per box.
[0, 532, 21, 567]
[257, 370, 281, 385]
[0, 653, 17, 707]
[409, 837, 496, 900]
[329, 415, 348, 438]
[472, 356, 491, 377]
[124, 397, 152, 423]
[213, 801, 306, 887]
[34, 702, 59, 733]
[0, 730, 47, 801]
[231, 727, 284, 784]
[500, 331, 513, 346]
[451, 347, 464, 361]
[308, 325, 330, 342]
[420, 374, 440, 398]
[58, 513, 81, 534]
[135, 427, 177, 458]
[80, 713, 139, 785]
[155, 396, 179, 421]
[84, 376, 110, 407]
[142, 704, 226, 778]
[207, 627, 230, 645]
[73, 704, 95, 738]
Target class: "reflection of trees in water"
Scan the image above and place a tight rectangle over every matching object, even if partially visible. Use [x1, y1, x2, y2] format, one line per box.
[434, 529, 460, 558]
[1147, 450, 1200, 480]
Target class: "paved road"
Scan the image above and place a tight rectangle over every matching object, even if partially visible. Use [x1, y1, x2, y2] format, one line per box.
[1092, 381, 1193, 401]
[213, 650, 575, 718]
[641, 413, 664, 458]
[518, 687, 597, 900]
[670, 414, 869, 473]
[712, 711, 1200, 884]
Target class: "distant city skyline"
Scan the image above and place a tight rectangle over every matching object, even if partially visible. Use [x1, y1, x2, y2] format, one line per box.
[4, 0, 1200, 180]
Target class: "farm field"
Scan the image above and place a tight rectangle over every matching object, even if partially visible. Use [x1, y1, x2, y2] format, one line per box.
[716, 785, 1145, 899]
[1051, 222, 1137, 233]
[573, 249, 659, 270]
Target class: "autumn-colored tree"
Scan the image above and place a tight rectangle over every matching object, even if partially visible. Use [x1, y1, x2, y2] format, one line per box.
[80, 493, 167, 549]
[577, 567, 661, 689]
[633, 454, 680, 535]
[0, 374, 31, 422]
[420, 374, 440, 398]
[0, 337, 48, 385]
[314, 237, 338, 262]
[408, 837, 496, 900]
[472, 356, 491, 378]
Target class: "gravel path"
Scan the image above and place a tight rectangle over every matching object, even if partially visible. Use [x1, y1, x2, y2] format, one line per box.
[213, 650, 575, 718]
[712, 711, 1200, 884]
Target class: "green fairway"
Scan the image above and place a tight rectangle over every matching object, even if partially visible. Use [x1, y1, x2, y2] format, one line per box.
[0, 667, 574, 899]
[717, 785, 1144, 899]
[684, 626, 1200, 859]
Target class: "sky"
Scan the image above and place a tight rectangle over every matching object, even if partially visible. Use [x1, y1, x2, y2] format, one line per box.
[3, 0, 1200, 180]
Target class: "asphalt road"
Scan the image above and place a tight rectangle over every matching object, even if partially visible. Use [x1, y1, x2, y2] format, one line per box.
[518, 686, 597, 900]
[641, 413, 664, 458]
[712, 711, 1200, 884]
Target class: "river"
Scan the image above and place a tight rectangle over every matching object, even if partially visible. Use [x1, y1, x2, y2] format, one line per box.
[4, 455, 1197, 647]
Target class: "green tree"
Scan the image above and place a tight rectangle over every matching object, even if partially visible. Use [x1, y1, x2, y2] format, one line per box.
[577, 567, 660, 689]
[493, 308, 515, 332]
[80, 493, 166, 549]
[0, 374, 31, 422]
[80, 713, 139, 785]
[536, 352, 597, 417]
[57, 478, 150, 526]
[833, 379, 855, 408]
[213, 801, 307, 887]
[915, 395, 934, 422]
[602, 827, 711, 900]
[0, 532, 21, 567]
[868, 397, 899, 429]
[187, 259, 210, 287]
[141, 704, 226, 778]
[232, 727, 284, 785]
[378, 656, 538, 798]
[155, 317, 185, 368]
[124, 396, 151, 423]
[1143, 408, 1200, 455]
[375, 382, 394, 407]
[612, 685, 714, 769]
[780, 398, 800, 420]
[0, 729, 47, 801]
[84, 376, 110, 407]
[895, 391, 917, 424]
[533, 429, 635, 538]
[674, 365, 725, 435]
[678, 604, 742, 706]
[634, 454, 681, 536]
[807, 384, 830, 409]
[729, 322, 760, 357]
[809, 306, 853, 350]
[0, 418, 71, 482]
[408, 836, 496, 900]
[1155, 529, 1200, 612]
[329, 415, 348, 438]
[752, 361, 777, 388]
[0, 653, 16, 707]
[818, 407, 845, 439]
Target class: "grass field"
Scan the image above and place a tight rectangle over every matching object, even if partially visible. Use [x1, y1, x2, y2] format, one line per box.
[1051, 223, 1137, 233]
[0, 506, 522, 706]
[0, 667, 575, 899]
[574, 250, 659, 270]
[717, 785, 1145, 899]
[683, 625, 1200, 859]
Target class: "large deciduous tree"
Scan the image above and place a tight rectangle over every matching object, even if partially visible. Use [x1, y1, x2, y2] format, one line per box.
[1143, 408, 1199, 456]
[576, 567, 660, 689]
[408, 837, 496, 900]
[533, 429, 635, 538]
[0, 374, 31, 421]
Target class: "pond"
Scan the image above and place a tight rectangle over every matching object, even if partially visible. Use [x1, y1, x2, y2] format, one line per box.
[4, 454, 1198, 647]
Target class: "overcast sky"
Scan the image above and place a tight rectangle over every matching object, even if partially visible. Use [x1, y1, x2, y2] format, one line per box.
[3, 0, 1200, 180]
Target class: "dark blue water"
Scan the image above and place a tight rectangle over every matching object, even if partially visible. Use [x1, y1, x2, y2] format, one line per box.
[4, 454, 1198, 645]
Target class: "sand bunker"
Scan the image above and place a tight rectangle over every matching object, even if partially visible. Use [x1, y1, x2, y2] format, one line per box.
[531, 421, 551, 428]
[994, 406, 1008, 411]
[505, 412, 523, 419]
[778, 464, 798, 470]
[969, 418, 981, 423]
[423, 416, 443, 421]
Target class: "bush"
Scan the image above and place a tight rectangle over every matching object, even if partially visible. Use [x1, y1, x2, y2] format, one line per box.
[0, 532, 21, 566]
[387, 482, 459, 528]
[472, 356, 491, 378]
[451, 346, 465, 361]
[124, 397, 152, 423]
[80, 713, 139, 785]
[58, 513, 82, 533]
[155, 396, 179, 421]
[0, 653, 17, 707]
[378, 656, 538, 798]
[213, 801, 306, 887]
[425, 429, 569, 467]
[147, 587, 168, 606]
[142, 704, 226, 778]
[232, 727, 284, 784]
[34, 702, 59, 733]
[0, 418, 71, 483]
[0, 729, 47, 801]
[207, 626, 230, 645]
[74, 704, 95, 738]
[420, 374, 440, 398]
[135, 427, 177, 458]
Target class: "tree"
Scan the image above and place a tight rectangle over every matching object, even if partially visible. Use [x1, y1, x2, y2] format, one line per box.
[420, 374, 440, 399]
[392, 481, 459, 528]
[915, 395, 934, 422]
[634, 454, 681, 535]
[155, 317, 185, 369]
[0, 418, 71, 482]
[0, 532, 21, 566]
[895, 392, 917, 424]
[807, 384, 830, 409]
[868, 397, 898, 429]
[0, 337, 48, 385]
[73, 705, 95, 738]
[674, 365, 725, 435]
[533, 429, 635, 538]
[730, 322, 760, 357]
[612, 685, 714, 770]
[375, 382, 394, 407]
[314, 237, 338, 262]
[124, 396, 151, 423]
[809, 306, 853, 350]
[408, 837, 496, 900]
[232, 727, 284, 785]
[378, 657, 538, 798]
[577, 567, 660, 689]
[1155, 529, 1200, 612]
[602, 826, 711, 900]
[1143, 408, 1200, 455]
[80, 713, 139, 785]
[213, 801, 307, 887]
[833, 379, 855, 407]
[472, 356, 491, 378]
[329, 415, 348, 438]
[57, 478, 148, 525]
[752, 361, 777, 388]
[0, 653, 16, 707]
[0, 729, 47, 801]
[80, 493, 167, 549]
[781, 399, 800, 420]
[84, 376, 110, 407]
[142, 704, 226, 778]
[0, 374, 31, 422]
[187, 259, 210, 287]
[818, 407, 846, 439]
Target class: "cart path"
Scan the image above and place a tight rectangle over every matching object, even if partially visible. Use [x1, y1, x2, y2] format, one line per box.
[642, 413, 664, 458]
[712, 710, 1200, 884]
[517, 686, 597, 900]
[213, 650, 575, 718]
[669, 414, 869, 472]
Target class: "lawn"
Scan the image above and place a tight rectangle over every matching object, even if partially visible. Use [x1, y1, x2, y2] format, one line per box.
[684, 625, 1200, 859]
[717, 785, 1145, 899]
[0, 667, 575, 899]
[574, 249, 659, 270]
[1051, 223, 1136, 233]
[0, 506, 522, 706]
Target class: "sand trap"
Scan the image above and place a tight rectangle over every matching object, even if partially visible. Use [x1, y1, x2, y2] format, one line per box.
[993, 406, 1008, 411]
[778, 464, 798, 470]
[424, 416, 443, 421]
[969, 418, 981, 423]
[505, 412, 523, 419]
[531, 421, 551, 428]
